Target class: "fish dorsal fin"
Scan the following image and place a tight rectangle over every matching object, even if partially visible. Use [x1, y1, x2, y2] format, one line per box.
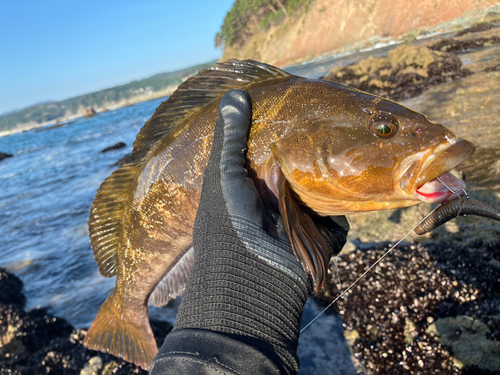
[278, 174, 330, 292]
[89, 59, 291, 278]
[130, 59, 292, 162]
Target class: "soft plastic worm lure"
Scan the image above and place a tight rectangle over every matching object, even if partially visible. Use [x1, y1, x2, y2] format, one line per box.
[415, 199, 500, 235]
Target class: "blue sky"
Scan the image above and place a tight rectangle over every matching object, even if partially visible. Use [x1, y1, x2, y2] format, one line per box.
[0, 0, 235, 114]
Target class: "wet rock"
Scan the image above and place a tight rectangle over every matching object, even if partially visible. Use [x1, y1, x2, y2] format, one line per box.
[322, 45, 471, 101]
[112, 153, 132, 167]
[0, 152, 13, 161]
[12, 307, 73, 353]
[488, 258, 500, 269]
[455, 22, 494, 37]
[426, 316, 500, 371]
[0, 268, 25, 308]
[0, 267, 172, 374]
[404, 318, 418, 345]
[101, 142, 126, 153]
[429, 36, 500, 53]
[485, 64, 500, 72]
[0, 324, 24, 356]
[82, 107, 96, 118]
[317, 240, 500, 374]
[343, 327, 360, 345]
[101, 360, 119, 375]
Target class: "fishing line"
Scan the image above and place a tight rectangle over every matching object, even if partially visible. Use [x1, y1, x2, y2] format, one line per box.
[436, 176, 469, 200]
[300, 205, 441, 333]
[301, 178, 471, 332]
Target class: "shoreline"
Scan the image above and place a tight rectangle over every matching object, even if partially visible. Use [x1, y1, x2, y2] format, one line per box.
[221, 1, 499, 67]
[0, 89, 176, 138]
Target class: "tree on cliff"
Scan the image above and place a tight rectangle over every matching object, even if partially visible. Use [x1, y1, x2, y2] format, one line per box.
[215, 0, 308, 48]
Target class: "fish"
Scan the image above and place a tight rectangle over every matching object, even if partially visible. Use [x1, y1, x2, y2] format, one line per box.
[83, 59, 475, 369]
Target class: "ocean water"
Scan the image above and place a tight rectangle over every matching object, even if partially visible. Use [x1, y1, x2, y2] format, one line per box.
[0, 98, 165, 327]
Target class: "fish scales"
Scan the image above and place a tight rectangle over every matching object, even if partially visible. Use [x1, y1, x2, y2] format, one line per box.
[84, 60, 475, 369]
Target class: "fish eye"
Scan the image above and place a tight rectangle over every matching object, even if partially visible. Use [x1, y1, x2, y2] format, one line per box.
[371, 122, 395, 137]
[369, 112, 399, 138]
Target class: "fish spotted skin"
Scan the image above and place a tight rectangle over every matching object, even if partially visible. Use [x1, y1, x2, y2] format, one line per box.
[84, 60, 474, 369]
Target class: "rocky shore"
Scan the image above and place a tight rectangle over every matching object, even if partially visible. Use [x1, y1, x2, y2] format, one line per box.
[221, 0, 498, 67]
[2, 239, 499, 375]
[0, 268, 171, 375]
[321, 21, 500, 101]
[319, 240, 500, 374]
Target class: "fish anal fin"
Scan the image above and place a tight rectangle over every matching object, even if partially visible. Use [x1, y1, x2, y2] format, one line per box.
[152, 246, 194, 307]
[278, 175, 330, 292]
[83, 292, 157, 370]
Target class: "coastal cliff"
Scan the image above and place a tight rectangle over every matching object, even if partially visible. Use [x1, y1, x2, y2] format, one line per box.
[220, 0, 498, 66]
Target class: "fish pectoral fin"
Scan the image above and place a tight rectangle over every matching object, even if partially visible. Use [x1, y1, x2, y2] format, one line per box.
[152, 246, 194, 307]
[83, 292, 157, 370]
[278, 175, 330, 292]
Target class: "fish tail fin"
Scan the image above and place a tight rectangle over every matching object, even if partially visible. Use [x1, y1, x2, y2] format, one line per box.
[83, 293, 157, 370]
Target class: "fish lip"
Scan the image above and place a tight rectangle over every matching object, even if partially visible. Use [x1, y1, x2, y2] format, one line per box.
[411, 138, 475, 194]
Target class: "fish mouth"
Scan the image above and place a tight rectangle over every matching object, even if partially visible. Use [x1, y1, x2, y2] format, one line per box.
[404, 137, 475, 203]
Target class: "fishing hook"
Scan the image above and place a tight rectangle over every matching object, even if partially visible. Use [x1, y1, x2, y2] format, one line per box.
[436, 176, 469, 218]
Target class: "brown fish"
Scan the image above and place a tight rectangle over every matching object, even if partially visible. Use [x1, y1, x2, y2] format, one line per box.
[83, 59, 475, 369]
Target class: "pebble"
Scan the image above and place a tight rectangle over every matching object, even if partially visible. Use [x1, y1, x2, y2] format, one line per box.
[80, 356, 102, 375]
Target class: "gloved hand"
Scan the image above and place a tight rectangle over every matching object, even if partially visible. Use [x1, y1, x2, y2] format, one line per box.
[152, 89, 349, 375]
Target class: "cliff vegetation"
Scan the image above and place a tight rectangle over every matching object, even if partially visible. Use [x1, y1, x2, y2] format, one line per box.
[215, 0, 310, 48]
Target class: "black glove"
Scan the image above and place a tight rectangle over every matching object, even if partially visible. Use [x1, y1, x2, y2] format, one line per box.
[151, 89, 349, 375]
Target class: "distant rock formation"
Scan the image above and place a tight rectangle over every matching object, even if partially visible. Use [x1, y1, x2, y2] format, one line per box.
[101, 142, 126, 153]
[83, 107, 96, 117]
[0, 152, 13, 161]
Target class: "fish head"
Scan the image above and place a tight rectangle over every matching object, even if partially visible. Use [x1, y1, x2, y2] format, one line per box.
[269, 83, 475, 215]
